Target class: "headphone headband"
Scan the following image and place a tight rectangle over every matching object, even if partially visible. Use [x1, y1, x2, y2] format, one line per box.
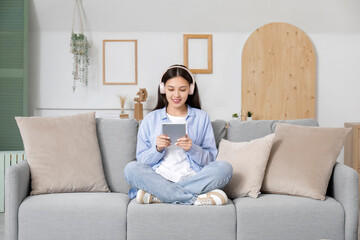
[159, 65, 196, 95]
[163, 66, 195, 84]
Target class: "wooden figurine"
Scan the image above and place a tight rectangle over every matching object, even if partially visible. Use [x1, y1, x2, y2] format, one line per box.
[134, 88, 148, 122]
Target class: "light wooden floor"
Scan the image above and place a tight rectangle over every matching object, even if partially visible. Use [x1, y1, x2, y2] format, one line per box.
[0, 212, 359, 239]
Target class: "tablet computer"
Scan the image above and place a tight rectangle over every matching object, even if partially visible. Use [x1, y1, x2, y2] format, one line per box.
[162, 123, 186, 144]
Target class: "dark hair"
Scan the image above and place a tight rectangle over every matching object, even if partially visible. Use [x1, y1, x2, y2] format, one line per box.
[153, 64, 201, 110]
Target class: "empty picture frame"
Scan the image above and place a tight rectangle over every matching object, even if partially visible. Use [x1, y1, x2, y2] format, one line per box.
[183, 34, 213, 74]
[103, 40, 138, 85]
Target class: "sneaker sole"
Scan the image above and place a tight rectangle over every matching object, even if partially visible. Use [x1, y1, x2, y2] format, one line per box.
[136, 190, 145, 204]
[207, 191, 227, 205]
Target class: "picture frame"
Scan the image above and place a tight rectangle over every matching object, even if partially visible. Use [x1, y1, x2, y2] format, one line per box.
[103, 40, 138, 85]
[183, 34, 213, 74]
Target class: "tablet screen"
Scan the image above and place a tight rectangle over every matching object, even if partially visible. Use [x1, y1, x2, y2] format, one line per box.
[162, 123, 186, 144]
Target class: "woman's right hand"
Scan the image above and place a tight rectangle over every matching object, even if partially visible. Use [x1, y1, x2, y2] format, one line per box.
[156, 134, 171, 152]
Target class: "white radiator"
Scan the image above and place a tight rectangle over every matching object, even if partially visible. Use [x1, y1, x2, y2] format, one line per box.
[0, 151, 25, 212]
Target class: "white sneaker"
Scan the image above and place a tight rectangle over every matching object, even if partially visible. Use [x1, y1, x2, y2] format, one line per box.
[194, 189, 228, 206]
[136, 190, 162, 204]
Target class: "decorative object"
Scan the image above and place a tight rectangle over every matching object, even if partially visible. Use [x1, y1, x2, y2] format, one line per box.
[216, 134, 274, 198]
[183, 34, 213, 74]
[247, 111, 253, 121]
[70, 0, 90, 93]
[232, 113, 239, 119]
[15, 112, 110, 195]
[103, 40, 138, 85]
[134, 88, 148, 122]
[262, 123, 350, 200]
[242, 22, 315, 120]
[118, 96, 129, 119]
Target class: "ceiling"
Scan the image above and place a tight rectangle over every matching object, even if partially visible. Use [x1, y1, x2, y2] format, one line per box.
[29, 0, 360, 33]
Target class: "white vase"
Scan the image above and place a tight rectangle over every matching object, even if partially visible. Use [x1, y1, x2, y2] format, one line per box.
[247, 117, 252, 121]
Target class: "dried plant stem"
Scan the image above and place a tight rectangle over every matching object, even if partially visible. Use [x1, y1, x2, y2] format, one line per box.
[120, 96, 126, 114]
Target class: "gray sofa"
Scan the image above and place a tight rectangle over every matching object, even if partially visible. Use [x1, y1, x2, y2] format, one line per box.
[5, 118, 359, 240]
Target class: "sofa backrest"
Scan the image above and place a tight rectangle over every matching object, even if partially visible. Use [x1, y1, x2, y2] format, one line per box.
[95, 118, 318, 193]
[211, 120, 227, 148]
[96, 118, 138, 194]
[226, 119, 319, 142]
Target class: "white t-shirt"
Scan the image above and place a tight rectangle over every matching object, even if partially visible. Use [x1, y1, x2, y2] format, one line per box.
[155, 114, 196, 182]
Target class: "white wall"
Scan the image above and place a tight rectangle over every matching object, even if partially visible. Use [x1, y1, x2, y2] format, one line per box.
[28, 0, 360, 163]
[29, 32, 360, 124]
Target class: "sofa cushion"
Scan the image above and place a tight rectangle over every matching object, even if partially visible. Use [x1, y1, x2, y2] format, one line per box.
[127, 199, 236, 240]
[234, 194, 344, 240]
[96, 118, 138, 193]
[211, 120, 227, 148]
[216, 134, 274, 198]
[262, 123, 350, 200]
[15, 112, 110, 195]
[18, 193, 129, 240]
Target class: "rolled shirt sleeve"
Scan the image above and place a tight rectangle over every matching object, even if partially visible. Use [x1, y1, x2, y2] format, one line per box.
[186, 114, 218, 170]
[136, 117, 165, 166]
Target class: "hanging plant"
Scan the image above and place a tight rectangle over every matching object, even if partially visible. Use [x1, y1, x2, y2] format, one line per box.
[70, 32, 89, 92]
[70, 0, 90, 93]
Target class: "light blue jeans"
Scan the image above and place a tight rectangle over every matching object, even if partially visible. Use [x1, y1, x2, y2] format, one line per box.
[124, 161, 233, 205]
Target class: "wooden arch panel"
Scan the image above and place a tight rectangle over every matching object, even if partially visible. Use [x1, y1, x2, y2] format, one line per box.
[241, 22, 316, 120]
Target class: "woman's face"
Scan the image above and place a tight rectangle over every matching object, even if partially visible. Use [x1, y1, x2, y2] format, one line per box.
[165, 76, 190, 110]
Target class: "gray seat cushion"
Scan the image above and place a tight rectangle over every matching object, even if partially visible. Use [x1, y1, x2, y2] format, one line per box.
[18, 193, 129, 240]
[96, 118, 138, 193]
[234, 194, 344, 240]
[127, 199, 236, 240]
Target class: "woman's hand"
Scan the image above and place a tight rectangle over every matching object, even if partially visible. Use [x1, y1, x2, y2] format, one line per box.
[176, 135, 192, 152]
[156, 134, 171, 152]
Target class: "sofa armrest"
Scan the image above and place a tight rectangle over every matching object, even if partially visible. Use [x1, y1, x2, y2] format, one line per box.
[328, 162, 359, 240]
[5, 160, 31, 240]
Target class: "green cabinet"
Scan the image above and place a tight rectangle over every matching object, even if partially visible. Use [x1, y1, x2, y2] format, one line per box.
[0, 0, 28, 150]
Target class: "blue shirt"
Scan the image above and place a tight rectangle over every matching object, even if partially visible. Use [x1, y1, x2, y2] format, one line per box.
[136, 105, 218, 172]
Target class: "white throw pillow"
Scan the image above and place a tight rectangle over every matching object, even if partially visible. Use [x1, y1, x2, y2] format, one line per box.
[216, 134, 275, 198]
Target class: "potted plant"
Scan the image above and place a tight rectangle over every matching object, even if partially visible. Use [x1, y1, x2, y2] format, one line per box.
[247, 111, 253, 121]
[71, 33, 89, 92]
[232, 113, 239, 119]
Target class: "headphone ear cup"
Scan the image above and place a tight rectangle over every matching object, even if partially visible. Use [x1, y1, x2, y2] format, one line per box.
[159, 82, 165, 94]
[189, 83, 195, 95]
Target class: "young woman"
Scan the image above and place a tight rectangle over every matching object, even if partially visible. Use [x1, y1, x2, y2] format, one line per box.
[124, 64, 233, 205]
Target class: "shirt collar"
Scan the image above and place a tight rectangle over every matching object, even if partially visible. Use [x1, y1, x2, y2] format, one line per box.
[160, 105, 195, 120]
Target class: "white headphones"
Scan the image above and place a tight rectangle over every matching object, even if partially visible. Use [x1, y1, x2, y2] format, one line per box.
[159, 65, 196, 95]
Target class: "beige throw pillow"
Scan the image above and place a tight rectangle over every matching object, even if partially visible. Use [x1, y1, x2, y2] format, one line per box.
[262, 123, 350, 200]
[216, 134, 275, 198]
[16, 112, 110, 195]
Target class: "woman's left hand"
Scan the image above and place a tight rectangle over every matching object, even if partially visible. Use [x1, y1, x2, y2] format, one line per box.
[176, 135, 192, 152]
